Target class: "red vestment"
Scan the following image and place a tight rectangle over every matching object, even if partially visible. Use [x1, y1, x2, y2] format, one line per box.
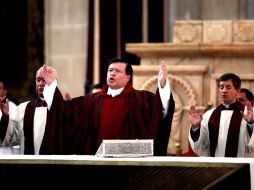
[52, 83, 175, 155]
[23, 96, 67, 154]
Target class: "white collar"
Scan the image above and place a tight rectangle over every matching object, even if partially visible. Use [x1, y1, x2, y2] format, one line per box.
[223, 104, 230, 109]
[223, 100, 236, 108]
[107, 87, 124, 97]
[38, 96, 45, 101]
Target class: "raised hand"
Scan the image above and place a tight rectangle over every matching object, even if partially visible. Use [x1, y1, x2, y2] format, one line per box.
[64, 92, 71, 101]
[38, 64, 58, 85]
[189, 105, 202, 128]
[0, 97, 9, 118]
[241, 102, 254, 124]
[158, 61, 168, 88]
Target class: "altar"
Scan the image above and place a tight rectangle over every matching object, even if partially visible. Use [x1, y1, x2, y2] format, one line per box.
[0, 155, 253, 189]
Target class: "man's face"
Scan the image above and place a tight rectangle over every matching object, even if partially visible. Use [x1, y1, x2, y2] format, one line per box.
[36, 72, 46, 96]
[0, 82, 5, 97]
[219, 79, 239, 104]
[106, 62, 130, 89]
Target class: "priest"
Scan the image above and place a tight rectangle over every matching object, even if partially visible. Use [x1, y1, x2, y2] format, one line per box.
[42, 58, 175, 155]
[0, 67, 68, 154]
[189, 73, 254, 157]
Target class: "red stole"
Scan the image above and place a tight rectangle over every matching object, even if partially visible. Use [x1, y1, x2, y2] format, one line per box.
[98, 84, 149, 147]
[23, 99, 37, 154]
[23, 94, 65, 155]
[208, 101, 244, 157]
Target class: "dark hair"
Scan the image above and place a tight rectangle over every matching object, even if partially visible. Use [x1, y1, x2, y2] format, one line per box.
[108, 58, 133, 77]
[217, 73, 241, 90]
[90, 83, 103, 91]
[240, 88, 254, 101]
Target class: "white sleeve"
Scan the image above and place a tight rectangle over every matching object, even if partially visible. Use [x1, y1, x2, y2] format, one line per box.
[247, 108, 254, 148]
[43, 79, 57, 110]
[189, 109, 215, 157]
[158, 79, 170, 117]
[1, 105, 19, 147]
[247, 107, 254, 131]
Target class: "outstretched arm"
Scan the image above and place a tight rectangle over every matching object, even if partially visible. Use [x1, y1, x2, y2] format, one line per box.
[157, 61, 171, 117]
[38, 64, 58, 110]
[158, 61, 167, 88]
[38, 64, 58, 85]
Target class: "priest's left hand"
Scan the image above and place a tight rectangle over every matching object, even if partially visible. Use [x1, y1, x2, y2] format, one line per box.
[158, 61, 168, 88]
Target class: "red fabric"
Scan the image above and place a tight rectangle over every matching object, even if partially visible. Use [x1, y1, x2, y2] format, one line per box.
[98, 84, 153, 147]
[53, 83, 175, 155]
[208, 101, 244, 157]
[179, 143, 198, 157]
[23, 95, 67, 154]
[98, 96, 145, 146]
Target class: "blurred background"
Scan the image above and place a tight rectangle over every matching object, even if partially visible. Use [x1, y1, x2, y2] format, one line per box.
[1, 0, 254, 104]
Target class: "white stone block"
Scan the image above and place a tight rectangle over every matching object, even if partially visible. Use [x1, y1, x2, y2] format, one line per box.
[95, 139, 153, 158]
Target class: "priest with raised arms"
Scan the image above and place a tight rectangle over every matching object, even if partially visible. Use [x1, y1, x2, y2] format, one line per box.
[41, 58, 175, 155]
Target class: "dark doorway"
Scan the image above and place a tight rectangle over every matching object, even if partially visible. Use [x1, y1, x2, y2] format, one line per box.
[0, 1, 27, 103]
[87, 0, 163, 85]
[0, 1, 44, 103]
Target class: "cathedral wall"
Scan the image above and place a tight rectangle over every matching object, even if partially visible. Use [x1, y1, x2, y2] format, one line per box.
[126, 20, 254, 155]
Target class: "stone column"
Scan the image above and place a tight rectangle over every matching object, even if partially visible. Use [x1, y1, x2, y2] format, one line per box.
[44, 0, 89, 97]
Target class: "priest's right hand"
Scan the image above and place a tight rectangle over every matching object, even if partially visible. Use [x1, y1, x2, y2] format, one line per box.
[189, 105, 202, 129]
[38, 64, 58, 85]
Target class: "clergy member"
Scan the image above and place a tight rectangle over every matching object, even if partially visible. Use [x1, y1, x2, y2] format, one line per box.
[189, 73, 254, 157]
[41, 58, 175, 155]
[0, 67, 68, 154]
